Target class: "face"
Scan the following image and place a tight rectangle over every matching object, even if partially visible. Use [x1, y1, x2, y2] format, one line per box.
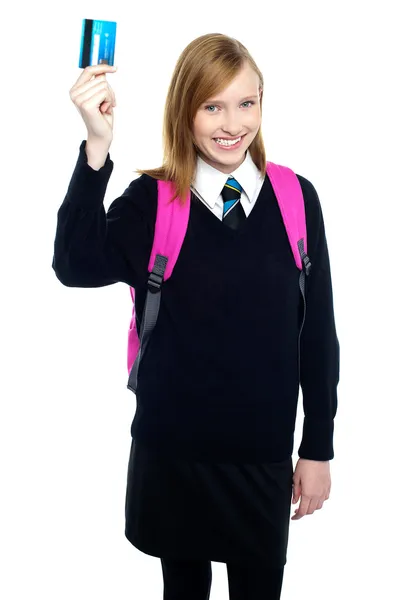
[192, 62, 262, 174]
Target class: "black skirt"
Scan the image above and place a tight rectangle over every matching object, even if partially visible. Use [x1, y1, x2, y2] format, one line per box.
[124, 437, 293, 567]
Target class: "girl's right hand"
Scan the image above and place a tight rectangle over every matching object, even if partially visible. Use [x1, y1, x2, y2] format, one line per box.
[69, 64, 118, 143]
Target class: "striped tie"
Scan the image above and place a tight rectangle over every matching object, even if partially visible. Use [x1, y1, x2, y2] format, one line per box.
[221, 176, 246, 230]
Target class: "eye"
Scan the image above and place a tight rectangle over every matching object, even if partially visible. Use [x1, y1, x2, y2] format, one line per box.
[204, 101, 255, 112]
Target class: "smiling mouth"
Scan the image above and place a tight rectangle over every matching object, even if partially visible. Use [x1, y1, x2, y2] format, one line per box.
[213, 134, 247, 142]
[212, 134, 247, 149]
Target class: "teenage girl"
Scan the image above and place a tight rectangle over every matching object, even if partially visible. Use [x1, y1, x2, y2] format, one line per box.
[53, 33, 339, 600]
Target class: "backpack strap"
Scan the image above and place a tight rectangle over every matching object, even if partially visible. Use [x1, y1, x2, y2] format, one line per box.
[127, 181, 191, 392]
[266, 161, 311, 273]
[266, 161, 312, 372]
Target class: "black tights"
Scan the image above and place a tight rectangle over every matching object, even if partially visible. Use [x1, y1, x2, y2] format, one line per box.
[161, 558, 285, 600]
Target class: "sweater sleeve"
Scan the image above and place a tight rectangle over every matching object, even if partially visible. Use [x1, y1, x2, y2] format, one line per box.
[297, 176, 340, 461]
[52, 140, 156, 288]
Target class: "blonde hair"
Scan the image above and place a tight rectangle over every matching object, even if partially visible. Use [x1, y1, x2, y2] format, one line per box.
[135, 33, 266, 204]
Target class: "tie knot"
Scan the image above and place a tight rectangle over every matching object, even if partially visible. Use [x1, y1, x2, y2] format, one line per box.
[221, 176, 243, 204]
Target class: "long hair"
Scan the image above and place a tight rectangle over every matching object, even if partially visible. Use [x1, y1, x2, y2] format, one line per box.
[135, 33, 266, 205]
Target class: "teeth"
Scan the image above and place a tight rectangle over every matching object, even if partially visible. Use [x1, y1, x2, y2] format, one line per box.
[215, 137, 241, 146]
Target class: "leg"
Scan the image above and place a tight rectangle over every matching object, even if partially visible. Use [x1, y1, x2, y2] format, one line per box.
[226, 560, 285, 600]
[161, 558, 212, 600]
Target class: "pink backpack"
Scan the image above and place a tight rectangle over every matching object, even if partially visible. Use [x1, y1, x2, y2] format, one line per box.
[127, 162, 311, 393]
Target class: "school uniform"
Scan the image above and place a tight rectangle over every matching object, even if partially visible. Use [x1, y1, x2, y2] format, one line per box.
[52, 141, 339, 577]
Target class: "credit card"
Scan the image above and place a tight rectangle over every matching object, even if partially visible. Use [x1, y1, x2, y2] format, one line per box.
[79, 19, 117, 68]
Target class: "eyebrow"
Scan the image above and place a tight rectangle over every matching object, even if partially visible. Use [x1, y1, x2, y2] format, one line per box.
[204, 95, 258, 105]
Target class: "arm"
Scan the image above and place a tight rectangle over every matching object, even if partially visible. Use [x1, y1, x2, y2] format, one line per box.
[297, 178, 340, 461]
[52, 140, 155, 288]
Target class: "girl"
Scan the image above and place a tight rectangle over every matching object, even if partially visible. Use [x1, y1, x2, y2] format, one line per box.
[55, 33, 339, 600]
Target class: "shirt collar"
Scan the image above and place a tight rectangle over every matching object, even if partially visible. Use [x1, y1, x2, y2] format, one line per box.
[191, 150, 262, 209]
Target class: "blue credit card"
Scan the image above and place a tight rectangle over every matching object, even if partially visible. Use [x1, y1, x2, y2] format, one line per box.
[79, 19, 117, 68]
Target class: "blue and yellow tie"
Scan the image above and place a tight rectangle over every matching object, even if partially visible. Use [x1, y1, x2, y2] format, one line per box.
[221, 176, 246, 230]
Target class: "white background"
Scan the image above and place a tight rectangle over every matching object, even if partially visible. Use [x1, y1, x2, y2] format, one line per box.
[2, 0, 398, 598]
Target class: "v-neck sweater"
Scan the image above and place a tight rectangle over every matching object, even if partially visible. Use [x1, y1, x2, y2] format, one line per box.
[52, 140, 340, 463]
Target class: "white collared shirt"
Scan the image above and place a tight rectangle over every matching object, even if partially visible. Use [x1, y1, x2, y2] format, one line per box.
[190, 150, 265, 220]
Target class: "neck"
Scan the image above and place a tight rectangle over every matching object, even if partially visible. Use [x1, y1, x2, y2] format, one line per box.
[198, 149, 247, 174]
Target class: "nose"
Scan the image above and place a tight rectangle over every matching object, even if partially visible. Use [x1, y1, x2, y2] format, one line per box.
[221, 112, 243, 137]
[221, 126, 242, 137]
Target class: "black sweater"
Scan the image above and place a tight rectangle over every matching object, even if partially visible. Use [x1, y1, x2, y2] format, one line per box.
[52, 140, 340, 463]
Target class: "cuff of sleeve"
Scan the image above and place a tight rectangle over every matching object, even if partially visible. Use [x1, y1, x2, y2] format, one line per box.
[66, 140, 114, 210]
[298, 417, 335, 461]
